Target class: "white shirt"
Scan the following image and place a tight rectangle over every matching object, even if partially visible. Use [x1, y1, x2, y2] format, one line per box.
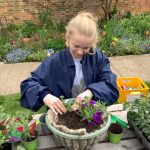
[71, 58, 86, 98]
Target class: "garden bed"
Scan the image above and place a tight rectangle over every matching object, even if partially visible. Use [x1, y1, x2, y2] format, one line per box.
[0, 12, 150, 63]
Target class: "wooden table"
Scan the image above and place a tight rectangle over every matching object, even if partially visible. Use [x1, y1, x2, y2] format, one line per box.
[13, 105, 145, 150]
[34, 105, 145, 150]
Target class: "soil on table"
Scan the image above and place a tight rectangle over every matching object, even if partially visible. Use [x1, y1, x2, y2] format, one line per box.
[57, 111, 100, 133]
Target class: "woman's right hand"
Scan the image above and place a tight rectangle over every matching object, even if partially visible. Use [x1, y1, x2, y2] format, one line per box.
[43, 94, 67, 115]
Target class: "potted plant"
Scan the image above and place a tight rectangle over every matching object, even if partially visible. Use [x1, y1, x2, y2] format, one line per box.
[4, 110, 39, 150]
[108, 123, 123, 144]
[0, 107, 12, 149]
[125, 95, 150, 149]
[46, 97, 111, 150]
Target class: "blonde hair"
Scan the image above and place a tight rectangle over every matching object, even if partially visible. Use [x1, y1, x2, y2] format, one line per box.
[65, 12, 99, 49]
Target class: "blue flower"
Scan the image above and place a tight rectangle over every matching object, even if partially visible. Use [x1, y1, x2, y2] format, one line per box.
[5, 48, 32, 63]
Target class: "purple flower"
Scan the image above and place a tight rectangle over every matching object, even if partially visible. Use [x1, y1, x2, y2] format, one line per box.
[82, 103, 86, 108]
[88, 121, 95, 127]
[96, 111, 103, 116]
[92, 111, 103, 125]
[89, 100, 96, 106]
[9, 136, 22, 142]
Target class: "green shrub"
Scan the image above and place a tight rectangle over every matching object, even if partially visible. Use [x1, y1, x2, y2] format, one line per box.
[0, 39, 12, 60]
[99, 13, 150, 56]
[27, 50, 47, 62]
[120, 13, 150, 35]
[45, 38, 65, 52]
[38, 9, 65, 32]
[20, 21, 38, 38]
[8, 21, 38, 38]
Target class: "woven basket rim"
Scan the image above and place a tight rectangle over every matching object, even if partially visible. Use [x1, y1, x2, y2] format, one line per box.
[46, 112, 111, 140]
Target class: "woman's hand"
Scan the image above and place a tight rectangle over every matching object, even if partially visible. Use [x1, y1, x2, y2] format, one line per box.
[72, 89, 93, 111]
[76, 89, 93, 102]
[43, 94, 67, 115]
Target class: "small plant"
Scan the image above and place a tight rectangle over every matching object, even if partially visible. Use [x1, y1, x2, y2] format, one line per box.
[1, 110, 37, 143]
[27, 50, 47, 62]
[62, 99, 74, 112]
[62, 97, 107, 129]
[125, 95, 150, 141]
[78, 97, 107, 128]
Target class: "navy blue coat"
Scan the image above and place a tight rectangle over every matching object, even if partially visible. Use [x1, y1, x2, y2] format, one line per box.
[20, 48, 119, 111]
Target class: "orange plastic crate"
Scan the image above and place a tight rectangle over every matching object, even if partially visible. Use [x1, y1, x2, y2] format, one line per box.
[117, 77, 149, 103]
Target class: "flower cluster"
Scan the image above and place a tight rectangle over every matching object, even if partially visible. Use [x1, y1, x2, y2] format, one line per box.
[78, 97, 107, 128]
[0, 110, 37, 144]
[5, 48, 32, 63]
[143, 44, 150, 51]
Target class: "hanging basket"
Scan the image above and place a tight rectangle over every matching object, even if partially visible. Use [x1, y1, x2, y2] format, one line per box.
[46, 109, 111, 150]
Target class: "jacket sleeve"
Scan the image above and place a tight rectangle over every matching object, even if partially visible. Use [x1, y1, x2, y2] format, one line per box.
[20, 59, 51, 111]
[87, 51, 119, 105]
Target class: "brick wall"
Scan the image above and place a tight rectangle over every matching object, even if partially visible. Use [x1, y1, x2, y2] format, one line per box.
[0, 0, 150, 24]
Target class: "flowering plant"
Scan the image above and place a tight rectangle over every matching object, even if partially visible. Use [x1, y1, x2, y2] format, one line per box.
[2, 110, 37, 143]
[5, 48, 32, 63]
[78, 97, 107, 128]
[63, 96, 107, 129]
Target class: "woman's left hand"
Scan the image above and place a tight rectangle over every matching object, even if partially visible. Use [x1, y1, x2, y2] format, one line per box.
[72, 89, 93, 111]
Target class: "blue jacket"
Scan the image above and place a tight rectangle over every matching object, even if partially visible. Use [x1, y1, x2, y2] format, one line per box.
[20, 48, 119, 111]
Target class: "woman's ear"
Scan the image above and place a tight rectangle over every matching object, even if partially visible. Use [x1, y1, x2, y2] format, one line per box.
[65, 32, 70, 47]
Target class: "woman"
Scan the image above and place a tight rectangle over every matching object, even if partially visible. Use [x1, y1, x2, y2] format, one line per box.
[20, 12, 119, 115]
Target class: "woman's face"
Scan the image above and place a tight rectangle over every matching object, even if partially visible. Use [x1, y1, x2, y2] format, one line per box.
[68, 29, 94, 59]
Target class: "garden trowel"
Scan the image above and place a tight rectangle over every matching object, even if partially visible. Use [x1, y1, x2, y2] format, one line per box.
[111, 114, 129, 129]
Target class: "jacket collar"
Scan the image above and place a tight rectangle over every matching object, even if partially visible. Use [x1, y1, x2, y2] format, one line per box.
[65, 48, 87, 67]
[65, 48, 75, 67]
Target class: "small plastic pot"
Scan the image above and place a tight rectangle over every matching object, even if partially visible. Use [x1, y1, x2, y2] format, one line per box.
[22, 131, 39, 150]
[23, 138, 39, 150]
[108, 123, 123, 144]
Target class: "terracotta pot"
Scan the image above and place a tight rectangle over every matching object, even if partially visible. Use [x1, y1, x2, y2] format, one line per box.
[21, 38, 29, 42]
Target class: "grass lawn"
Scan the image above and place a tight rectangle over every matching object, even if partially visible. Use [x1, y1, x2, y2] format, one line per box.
[0, 93, 46, 115]
[0, 82, 150, 116]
